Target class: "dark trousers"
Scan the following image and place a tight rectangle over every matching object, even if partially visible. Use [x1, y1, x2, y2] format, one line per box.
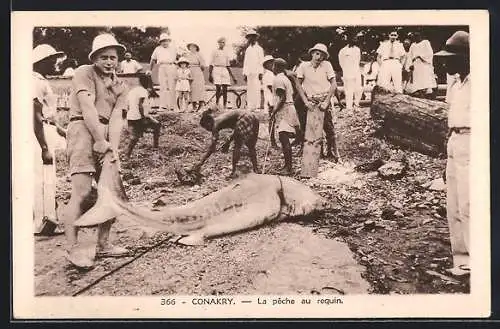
[294, 95, 336, 153]
[126, 117, 161, 157]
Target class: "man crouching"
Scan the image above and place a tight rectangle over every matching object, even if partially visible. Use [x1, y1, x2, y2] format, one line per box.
[190, 106, 260, 179]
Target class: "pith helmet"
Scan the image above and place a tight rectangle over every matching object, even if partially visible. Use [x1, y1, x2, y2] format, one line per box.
[435, 30, 469, 56]
[159, 33, 172, 42]
[88, 33, 126, 61]
[308, 43, 329, 59]
[262, 55, 274, 65]
[33, 44, 65, 64]
[245, 29, 259, 37]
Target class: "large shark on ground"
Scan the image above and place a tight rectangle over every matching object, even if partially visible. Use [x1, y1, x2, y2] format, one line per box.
[74, 153, 328, 245]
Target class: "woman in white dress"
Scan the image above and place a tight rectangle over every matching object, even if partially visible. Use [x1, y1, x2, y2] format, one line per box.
[185, 43, 206, 112]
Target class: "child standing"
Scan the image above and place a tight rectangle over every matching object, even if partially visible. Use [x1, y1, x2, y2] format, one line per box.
[270, 58, 301, 176]
[175, 57, 192, 112]
[125, 74, 161, 159]
[209, 37, 237, 109]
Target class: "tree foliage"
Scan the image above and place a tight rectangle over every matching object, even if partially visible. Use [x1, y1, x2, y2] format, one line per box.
[233, 25, 469, 73]
[33, 26, 169, 66]
[33, 25, 469, 82]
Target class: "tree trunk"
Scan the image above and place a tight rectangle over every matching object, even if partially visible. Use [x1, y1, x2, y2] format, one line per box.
[370, 86, 449, 158]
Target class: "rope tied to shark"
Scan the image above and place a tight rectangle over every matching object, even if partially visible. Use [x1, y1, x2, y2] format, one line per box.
[72, 176, 290, 296]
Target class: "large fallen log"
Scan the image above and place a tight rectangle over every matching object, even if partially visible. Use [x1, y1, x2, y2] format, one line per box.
[370, 86, 449, 158]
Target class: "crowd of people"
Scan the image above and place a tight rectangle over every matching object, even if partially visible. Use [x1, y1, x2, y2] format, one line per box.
[32, 27, 470, 278]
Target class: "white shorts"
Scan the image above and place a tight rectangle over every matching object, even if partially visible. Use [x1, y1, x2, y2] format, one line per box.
[276, 103, 300, 134]
[213, 66, 231, 85]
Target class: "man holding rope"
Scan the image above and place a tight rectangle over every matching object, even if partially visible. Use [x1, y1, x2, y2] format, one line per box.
[59, 33, 130, 269]
[296, 43, 342, 177]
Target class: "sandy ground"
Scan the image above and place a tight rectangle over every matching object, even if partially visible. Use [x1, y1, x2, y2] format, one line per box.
[34, 104, 469, 296]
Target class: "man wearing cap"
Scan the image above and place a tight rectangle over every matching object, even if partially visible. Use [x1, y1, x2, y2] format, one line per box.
[119, 51, 143, 74]
[338, 33, 362, 111]
[296, 43, 342, 172]
[149, 33, 178, 111]
[242, 29, 264, 111]
[33, 44, 66, 235]
[376, 31, 406, 93]
[435, 31, 471, 277]
[271, 58, 302, 176]
[59, 33, 130, 269]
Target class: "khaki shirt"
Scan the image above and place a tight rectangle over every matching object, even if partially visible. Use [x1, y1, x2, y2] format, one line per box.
[296, 61, 335, 96]
[447, 74, 470, 128]
[69, 65, 128, 121]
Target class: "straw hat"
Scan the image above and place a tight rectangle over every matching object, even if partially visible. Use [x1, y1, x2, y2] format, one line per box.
[186, 42, 200, 51]
[159, 33, 171, 43]
[33, 44, 65, 64]
[262, 55, 274, 65]
[177, 57, 189, 65]
[435, 31, 469, 56]
[308, 43, 329, 59]
[245, 29, 259, 37]
[88, 33, 126, 61]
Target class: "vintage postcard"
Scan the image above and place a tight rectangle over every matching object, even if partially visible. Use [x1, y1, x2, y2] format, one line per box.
[11, 10, 490, 319]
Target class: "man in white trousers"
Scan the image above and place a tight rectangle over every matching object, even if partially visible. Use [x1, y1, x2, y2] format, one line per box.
[338, 34, 362, 110]
[376, 31, 406, 93]
[435, 31, 471, 277]
[242, 29, 264, 110]
[149, 33, 178, 111]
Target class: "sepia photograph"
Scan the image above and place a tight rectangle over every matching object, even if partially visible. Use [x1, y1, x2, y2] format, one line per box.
[12, 10, 490, 318]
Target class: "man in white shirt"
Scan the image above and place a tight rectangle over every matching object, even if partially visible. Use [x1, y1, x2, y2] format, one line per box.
[120, 51, 143, 74]
[242, 29, 264, 110]
[338, 34, 362, 110]
[296, 43, 341, 177]
[435, 31, 471, 277]
[376, 31, 406, 93]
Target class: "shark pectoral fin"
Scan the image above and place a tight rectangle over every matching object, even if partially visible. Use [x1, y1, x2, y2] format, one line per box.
[73, 200, 120, 227]
[176, 234, 206, 246]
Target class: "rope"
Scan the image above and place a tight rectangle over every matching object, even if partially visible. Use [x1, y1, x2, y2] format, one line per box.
[71, 235, 177, 297]
[261, 138, 272, 174]
[72, 177, 286, 296]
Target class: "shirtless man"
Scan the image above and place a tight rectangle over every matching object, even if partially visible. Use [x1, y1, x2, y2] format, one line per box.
[191, 106, 260, 179]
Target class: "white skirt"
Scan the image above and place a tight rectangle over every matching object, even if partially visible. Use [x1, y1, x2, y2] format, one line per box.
[175, 79, 190, 92]
[213, 66, 231, 85]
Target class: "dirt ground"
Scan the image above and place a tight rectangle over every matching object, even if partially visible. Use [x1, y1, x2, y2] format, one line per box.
[34, 104, 469, 296]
